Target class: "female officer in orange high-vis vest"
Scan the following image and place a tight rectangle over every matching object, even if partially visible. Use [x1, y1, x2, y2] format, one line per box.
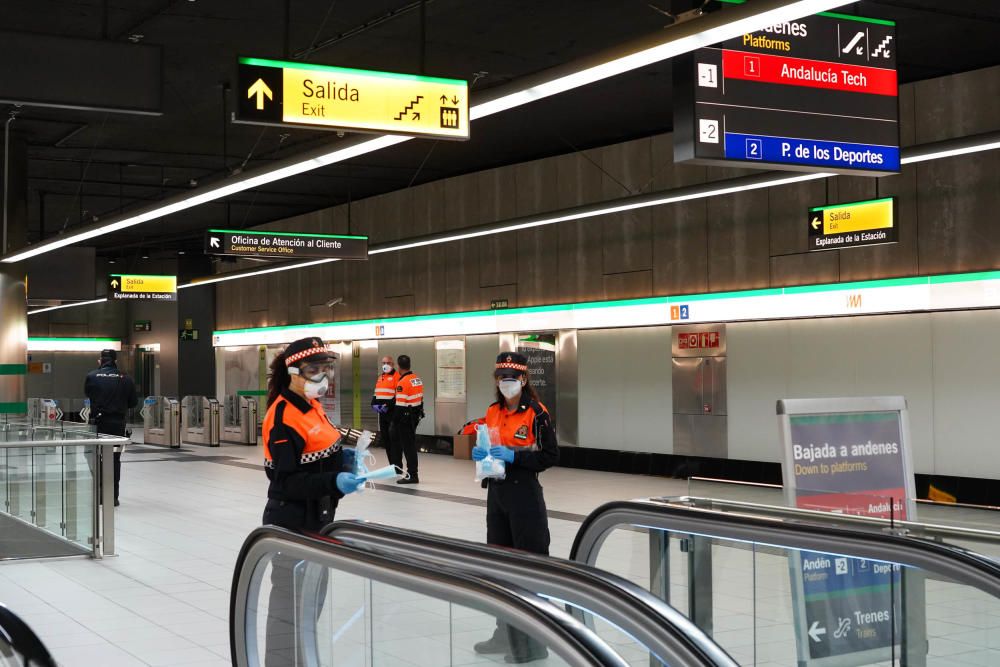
[262, 337, 365, 531]
[461, 351, 559, 664]
[261, 337, 366, 667]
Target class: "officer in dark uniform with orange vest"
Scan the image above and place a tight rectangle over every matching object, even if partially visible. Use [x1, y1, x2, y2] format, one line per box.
[371, 355, 399, 451]
[261, 337, 366, 667]
[462, 352, 558, 663]
[391, 354, 424, 484]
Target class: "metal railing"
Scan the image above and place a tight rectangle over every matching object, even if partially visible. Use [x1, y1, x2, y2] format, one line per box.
[231, 526, 629, 667]
[0, 418, 127, 559]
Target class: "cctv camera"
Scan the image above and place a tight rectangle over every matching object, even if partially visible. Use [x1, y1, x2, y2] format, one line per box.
[325, 297, 344, 307]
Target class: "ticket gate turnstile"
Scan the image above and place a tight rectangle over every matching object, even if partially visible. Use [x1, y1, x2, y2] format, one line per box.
[181, 396, 221, 447]
[142, 396, 181, 448]
[221, 395, 259, 445]
[26, 398, 63, 424]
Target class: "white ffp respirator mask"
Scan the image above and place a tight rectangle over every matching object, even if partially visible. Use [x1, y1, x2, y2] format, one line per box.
[304, 376, 329, 399]
[382, 364, 392, 374]
[499, 379, 523, 400]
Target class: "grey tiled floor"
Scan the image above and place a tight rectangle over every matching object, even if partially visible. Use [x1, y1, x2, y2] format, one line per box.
[4, 438, 1000, 666]
[0, 439, 682, 666]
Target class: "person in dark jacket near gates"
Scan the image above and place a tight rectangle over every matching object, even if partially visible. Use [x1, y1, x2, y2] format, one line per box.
[260, 337, 366, 667]
[462, 352, 559, 663]
[84, 349, 138, 507]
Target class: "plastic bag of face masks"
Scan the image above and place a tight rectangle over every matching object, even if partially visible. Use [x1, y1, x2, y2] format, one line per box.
[474, 423, 506, 482]
[353, 430, 403, 492]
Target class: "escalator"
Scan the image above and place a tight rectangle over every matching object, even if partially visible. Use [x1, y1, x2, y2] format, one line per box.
[231, 525, 633, 666]
[0, 604, 56, 667]
[571, 498, 1000, 666]
[321, 521, 737, 667]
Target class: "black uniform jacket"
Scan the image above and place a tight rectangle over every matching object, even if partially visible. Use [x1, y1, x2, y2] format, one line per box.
[84, 362, 139, 419]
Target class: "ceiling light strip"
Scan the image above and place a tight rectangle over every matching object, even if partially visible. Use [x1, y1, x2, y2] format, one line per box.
[27, 338, 121, 352]
[2, 0, 851, 265]
[27, 298, 107, 315]
[186, 129, 1000, 287]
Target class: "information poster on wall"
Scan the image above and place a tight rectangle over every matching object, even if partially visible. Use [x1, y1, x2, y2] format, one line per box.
[318, 348, 341, 424]
[517, 333, 557, 422]
[777, 397, 922, 667]
[435, 340, 466, 401]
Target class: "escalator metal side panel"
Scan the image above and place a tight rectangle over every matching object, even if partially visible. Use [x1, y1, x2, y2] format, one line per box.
[230, 526, 629, 667]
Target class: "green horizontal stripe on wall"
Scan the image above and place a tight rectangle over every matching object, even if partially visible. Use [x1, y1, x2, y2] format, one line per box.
[0, 402, 27, 413]
[0, 364, 27, 375]
[237, 390, 268, 396]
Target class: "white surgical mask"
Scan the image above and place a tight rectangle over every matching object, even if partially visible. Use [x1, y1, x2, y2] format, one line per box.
[499, 379, 523, 400]
[304, 376, 329, 399]
[382, 364, 393, 374]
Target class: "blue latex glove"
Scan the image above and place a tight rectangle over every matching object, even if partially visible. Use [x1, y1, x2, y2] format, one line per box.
[336, 472, 365, 496]
[340, 447, 356, 471]
[472, 445, 489, 461]
[371, 403, 387, 414]
[490, 446, 515, 464]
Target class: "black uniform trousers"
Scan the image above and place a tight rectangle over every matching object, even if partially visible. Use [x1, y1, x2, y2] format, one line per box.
[389, 414, 418, 477]
[262, 500, 331, 667]
[485, 471, 551, 659]
[95, 414, 126, 503]
[376, 412, 393, 450]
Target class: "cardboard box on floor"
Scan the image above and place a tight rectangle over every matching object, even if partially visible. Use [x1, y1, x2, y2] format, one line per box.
[453, 434, 473, 460]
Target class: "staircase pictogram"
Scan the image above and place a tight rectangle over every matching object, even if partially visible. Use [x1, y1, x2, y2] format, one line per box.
[872, 35, 893, 59]
[394, 95, 424, 120]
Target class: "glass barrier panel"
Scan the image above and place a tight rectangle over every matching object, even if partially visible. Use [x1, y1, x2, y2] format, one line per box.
[33, 446, 63, 535]
[6, 447, 32, 524]
[559, 600, 663, 667]
[246, 551, 576, 667]
[184, 396, 204, 428]
[591, 518, 1000, 667]
[64, 445, 95, 549]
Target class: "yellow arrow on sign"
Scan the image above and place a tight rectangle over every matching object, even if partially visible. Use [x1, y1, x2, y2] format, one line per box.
[248, 78, 273, 110]
[110, 279, 119, 289]
[811, 216, 822, 230]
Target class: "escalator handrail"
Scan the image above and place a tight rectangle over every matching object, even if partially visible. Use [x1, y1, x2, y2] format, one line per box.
[570, 499, 1000, 601]
[0, 603, 57, 667]
[323, 520, 737, 667]
[676, 495, 1000, 546]
[230, 526, 629, 667]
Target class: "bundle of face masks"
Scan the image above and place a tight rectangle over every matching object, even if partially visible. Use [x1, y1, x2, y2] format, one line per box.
[352, 430, 403, 491]
[474, 423, 506, 482]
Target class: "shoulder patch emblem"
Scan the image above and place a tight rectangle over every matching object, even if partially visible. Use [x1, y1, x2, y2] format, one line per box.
[514, 424, 529, 440]
[410, 378, 423, 387]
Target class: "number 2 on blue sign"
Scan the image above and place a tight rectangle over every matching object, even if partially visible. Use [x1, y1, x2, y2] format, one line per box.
[746, 138, 763, 160]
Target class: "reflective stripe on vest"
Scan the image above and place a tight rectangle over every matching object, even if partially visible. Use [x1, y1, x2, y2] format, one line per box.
[396, 373, 423, 407]
[373, 372, 399, 400]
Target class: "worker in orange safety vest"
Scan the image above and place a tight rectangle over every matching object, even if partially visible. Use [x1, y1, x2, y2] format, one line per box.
[371, 355, 400, 451]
